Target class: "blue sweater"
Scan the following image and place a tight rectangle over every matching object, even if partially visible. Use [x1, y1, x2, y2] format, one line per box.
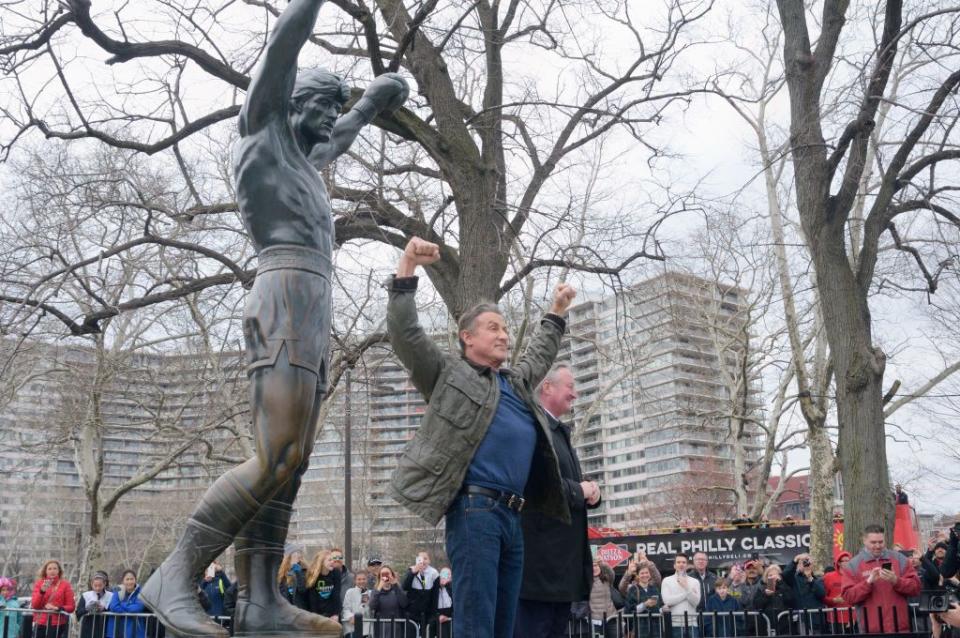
[703, 593, 742, 638]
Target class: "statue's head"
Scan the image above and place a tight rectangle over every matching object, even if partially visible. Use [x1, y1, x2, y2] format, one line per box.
[289, 68, 351, 145]
[291, 68, 351, 108]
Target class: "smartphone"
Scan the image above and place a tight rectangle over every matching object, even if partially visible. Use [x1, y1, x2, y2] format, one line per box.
[880, 561, 892, 571]
[415, 556, 424, 566]
[205, 565, 216, 579]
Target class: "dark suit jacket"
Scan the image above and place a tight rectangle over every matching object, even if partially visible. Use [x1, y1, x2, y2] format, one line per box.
[519, 413, 600, 602]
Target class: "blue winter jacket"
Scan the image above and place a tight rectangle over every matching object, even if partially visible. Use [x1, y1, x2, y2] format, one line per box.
[200, 573, 231, 617]
[703, 593, 743, 638]
[0, 595, 22, 638]
[106, 586, 146, 638]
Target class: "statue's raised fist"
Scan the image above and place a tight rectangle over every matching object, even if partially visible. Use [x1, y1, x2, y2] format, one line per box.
[365, 73, 409, 114]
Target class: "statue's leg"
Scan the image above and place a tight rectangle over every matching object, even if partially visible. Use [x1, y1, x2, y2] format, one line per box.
[233, 381, 340, 635]
[142, 346, 320, 638]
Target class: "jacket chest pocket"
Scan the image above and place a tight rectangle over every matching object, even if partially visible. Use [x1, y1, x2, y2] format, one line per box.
[432, 368, 488, 429]
[394, 438, 453, 502]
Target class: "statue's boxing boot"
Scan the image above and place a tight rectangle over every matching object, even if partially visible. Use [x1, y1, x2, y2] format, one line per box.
[232, 500, 341, 636]
[142, 475, 262, 638]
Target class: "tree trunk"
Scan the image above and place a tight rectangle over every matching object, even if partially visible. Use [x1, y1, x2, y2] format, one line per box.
[807, 421, 836, 566]
[77, 514, 104, 584]
[776, 0, 899, 549]
[811, 242, 892, 550]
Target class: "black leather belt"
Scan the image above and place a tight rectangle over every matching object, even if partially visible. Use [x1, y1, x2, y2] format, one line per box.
[460, 485, 525, 512]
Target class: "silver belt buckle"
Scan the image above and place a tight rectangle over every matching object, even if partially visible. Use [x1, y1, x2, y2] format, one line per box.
[507, 494, 525, 512]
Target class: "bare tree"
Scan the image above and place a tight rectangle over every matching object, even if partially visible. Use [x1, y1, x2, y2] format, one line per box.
[710, 0, 960, 551]
[0, 0, 710, 334]
[775, 0, 960, 548]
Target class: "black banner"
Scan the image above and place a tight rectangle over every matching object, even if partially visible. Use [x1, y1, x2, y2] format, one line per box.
[590, 525, 812, 571]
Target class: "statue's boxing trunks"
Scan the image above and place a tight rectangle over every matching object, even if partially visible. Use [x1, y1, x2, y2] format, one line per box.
[243, 244, 332, 388]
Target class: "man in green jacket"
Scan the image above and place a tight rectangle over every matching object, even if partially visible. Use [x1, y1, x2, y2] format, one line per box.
[386, 237, 575, 638]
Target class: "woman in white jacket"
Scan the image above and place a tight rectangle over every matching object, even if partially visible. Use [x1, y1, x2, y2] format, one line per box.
[341, 573, 371, 638]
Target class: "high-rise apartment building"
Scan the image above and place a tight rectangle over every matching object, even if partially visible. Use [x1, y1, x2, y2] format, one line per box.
[291, 341, 449, 560]
[559, 271, 763, 529]
[0, 340, 244, 583]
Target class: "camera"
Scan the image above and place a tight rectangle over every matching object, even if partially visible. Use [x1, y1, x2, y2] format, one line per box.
[802, 559, 811, 567]
[919, 587, 960, 614]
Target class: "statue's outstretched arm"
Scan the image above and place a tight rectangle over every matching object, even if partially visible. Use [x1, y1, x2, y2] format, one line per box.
[308, 73, 409, 169]
[239, 0, 326, 136]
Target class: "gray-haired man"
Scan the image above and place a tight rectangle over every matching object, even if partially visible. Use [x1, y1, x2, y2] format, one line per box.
[386, 237, 576, 638]
[514, 363, 600, 637]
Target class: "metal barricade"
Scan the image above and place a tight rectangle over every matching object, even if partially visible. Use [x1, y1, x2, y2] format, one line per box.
[773, 607, 859, 636]
[1, 609, 72, 638]
[563, 610, 773, 638]
[420, 610, 772, 638]
[421, 617, 453, 638]
[700, 610, 770, 637]
[341, 611, 372, 638]
[78, 612, 233, 638]
[363, 617, 418, 638]
[774, 605, 930, 636]
[80, 612, 161, 638]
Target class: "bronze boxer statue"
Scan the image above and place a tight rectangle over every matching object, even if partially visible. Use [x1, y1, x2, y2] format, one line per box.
[140, 1, 408, 635]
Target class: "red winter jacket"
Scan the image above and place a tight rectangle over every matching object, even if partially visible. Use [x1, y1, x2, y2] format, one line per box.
[842, 549, 920, 633]
[823, 552, 852, 626]
[31, 578, 76, 626]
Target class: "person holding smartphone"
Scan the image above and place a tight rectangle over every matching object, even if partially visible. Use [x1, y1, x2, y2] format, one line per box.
[369, 567, 408, 638]
[341, 573, 371, 638]
[76, 572, 113, 638]
[783, 553, 825, 634]
[402, 551, 439, 632]
[841, 524, 921, 633]
[751, 565, 794, 636]
[625, 564, 661, 638]
[30, 560, 75, 638]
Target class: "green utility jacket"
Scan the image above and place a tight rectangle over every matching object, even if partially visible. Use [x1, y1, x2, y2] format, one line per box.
[386, 276, 571, 527]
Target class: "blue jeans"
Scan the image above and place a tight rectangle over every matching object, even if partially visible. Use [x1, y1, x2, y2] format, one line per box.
[445, 493, 523, 638]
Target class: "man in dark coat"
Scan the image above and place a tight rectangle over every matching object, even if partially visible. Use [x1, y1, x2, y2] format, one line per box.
[514, 363, 601, 638]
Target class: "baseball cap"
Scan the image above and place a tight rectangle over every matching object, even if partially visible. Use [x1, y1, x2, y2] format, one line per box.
[367, 557, 383, 566]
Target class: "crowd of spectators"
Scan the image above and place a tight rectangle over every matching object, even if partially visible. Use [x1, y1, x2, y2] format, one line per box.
[590, 522, 960, 638]
[2, 520, 958, 638]
[0, 546, 455, 638]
